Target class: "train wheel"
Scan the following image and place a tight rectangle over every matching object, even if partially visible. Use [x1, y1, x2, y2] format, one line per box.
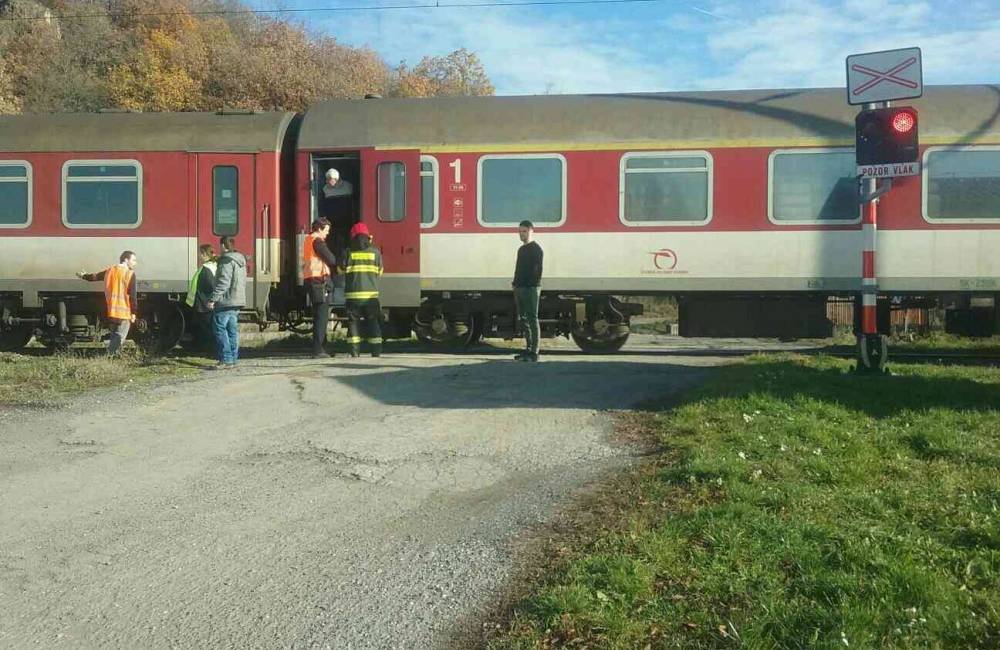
[0, 326, 33, 352]
[137, 304, 186, 355]
[468, 312, 485, 345]
[571, 320, 630, 353]
[413, 307, 477, 347]
[285, 316, 314, 335]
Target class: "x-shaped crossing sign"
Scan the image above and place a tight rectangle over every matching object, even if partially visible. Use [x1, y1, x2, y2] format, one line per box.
[846, 47, 923, 105]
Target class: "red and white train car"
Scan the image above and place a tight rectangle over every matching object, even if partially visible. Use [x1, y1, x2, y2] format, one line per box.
[2, 85, 999, 352]
[0, 111, 295, 350]
[299, 85, 1000, 348]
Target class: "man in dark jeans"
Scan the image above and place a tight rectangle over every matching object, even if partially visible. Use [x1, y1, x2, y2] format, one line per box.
[206, 236, 247, 369]
[512, 220, 543, 362]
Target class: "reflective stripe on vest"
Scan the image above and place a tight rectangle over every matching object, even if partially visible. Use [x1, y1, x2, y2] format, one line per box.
[344, 248, 381, 301]
[104, 265, 133, 320]
[344, 264, 381, 274]
[302, 233, 330, 280]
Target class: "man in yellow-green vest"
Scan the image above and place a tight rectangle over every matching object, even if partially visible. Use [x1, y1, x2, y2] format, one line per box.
[344, 222, 383, 357]
[185, 244, 217, 352]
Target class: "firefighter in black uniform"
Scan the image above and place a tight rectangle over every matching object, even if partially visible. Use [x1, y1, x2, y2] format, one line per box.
[344, 222, 383, 357]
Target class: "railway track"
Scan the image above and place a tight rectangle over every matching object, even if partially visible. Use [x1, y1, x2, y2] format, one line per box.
[611, 343, 1000, 366]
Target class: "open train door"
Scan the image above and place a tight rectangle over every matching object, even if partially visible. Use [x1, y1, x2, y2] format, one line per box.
[359, 148, 421, 308]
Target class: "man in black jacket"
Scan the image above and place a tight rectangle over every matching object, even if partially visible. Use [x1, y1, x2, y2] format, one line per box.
[512, 220, 543, 362]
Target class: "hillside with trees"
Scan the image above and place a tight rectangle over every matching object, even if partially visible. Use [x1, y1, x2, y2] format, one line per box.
[0, 0, 495, 113]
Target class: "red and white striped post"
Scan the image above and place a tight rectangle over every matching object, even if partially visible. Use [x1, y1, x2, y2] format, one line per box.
[861, 182, 878, 332]
[858, 102, 887, 371]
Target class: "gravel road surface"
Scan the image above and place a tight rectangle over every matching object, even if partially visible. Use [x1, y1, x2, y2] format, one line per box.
[0, 342, 730, 648]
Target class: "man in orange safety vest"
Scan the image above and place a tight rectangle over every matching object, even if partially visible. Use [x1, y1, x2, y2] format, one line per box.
[77, 250, 138, 356]
[303, 218, 339, 358]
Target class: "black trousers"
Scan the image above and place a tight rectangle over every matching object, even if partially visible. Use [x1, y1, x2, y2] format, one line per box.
[313, 301, 330, 353]
[196, 311, 215, 354]
[307, 278, 333, 354]
[346, 299, 382, 353]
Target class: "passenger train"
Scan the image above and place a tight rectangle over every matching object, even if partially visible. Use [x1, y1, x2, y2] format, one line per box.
[1, 85, 998, 352]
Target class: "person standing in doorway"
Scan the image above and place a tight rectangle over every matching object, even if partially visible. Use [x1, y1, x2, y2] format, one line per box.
[303, 218, 339, 358]
[344, 222, 383, 358]
[77, 251, 138, 356]
[185, 244, 217, 353]
[206, 236, 247, 369]
[512, 220, 543, 362]
[319, 168, 355, 263]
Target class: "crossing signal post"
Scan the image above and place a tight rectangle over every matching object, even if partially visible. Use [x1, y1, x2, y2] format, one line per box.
[847, 47, 923, 374]
[854, 104, 921, 373]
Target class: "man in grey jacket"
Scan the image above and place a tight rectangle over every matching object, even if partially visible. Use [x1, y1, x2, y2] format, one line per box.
[206, 236, 248, 368]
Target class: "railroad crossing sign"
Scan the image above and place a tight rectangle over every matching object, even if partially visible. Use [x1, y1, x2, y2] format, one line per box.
[857, 161, 920, 179]
[846, 47, 922, 105]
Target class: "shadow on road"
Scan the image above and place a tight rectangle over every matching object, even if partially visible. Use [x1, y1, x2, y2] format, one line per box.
[312, 358, 717, 411]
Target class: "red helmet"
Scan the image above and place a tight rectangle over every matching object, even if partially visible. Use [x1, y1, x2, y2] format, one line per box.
[350, 222, 370, 238]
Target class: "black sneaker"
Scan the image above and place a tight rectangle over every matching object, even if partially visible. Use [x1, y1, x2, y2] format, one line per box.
[527, 352, 540, 362]
[513, 351, 530, 361]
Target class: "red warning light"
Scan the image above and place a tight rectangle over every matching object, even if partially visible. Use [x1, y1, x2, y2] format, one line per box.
[891, 110, 915, 134]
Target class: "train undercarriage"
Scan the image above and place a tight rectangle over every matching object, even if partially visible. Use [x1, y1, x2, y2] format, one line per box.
[4, 291, 998, 354]
[0, 294, 188, 353]
[409, 293, 644, 352]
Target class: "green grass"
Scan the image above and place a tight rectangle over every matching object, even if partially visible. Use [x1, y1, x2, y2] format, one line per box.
[890, 332, 1000, 354]
[0, 348, 203, 408]
[491, 355, 1000, 649]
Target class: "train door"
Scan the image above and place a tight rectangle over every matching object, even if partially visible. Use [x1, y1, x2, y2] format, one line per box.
[196, 154, 256, 305]
[359, 149, 421, 307]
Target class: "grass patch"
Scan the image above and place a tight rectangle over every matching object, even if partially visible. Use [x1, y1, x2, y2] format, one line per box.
[891, 332, 1000, 355]
[0, 348, 202, 408]
[491, 355, 1000, 649]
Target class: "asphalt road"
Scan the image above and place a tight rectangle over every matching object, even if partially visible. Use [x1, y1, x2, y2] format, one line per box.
[0, 342, 730, 649]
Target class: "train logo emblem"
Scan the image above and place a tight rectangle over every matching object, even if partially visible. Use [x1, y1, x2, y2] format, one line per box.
[650, 248, 678, 271]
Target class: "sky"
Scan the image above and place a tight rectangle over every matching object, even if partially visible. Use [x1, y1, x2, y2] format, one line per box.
[247, 0, 1000, 96]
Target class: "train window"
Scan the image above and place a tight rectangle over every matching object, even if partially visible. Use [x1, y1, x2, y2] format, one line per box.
[62, 160, 142, 229]
[768, 149, 858, 223]
[377, 161, 406, 222]
[213, 166, 239, 236]
[923, 147, 1000, 221]
[0, 162, 31, 228]
[478, 154, 566, 226]
[420, 156, 439, 227]
[620, 152, 712, 225]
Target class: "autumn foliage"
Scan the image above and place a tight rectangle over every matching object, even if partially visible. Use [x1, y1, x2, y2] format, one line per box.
[0, 0, 494, 113]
